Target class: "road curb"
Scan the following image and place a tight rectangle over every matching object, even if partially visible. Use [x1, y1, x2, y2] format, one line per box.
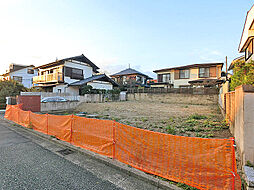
[3, 118, 181, 190]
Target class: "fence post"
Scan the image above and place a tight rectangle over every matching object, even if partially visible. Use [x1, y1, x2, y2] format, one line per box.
[28, 111, 31, 128]
[231, 137, 236, 190]
[18, 108, 20, 124]
[70, 114, 74, 144]
[46, 113, 49, 135]
[113, 120, 116, 160]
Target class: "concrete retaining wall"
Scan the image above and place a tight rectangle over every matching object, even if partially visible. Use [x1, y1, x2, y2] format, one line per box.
[41, 101, 79, 112]
[40, 93, 125, 112]
[127, 93, 218, 105]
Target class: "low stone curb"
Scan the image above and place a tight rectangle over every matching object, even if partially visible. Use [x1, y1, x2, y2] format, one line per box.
[3, 118, 181, 190]
[244, 166, 254, 190]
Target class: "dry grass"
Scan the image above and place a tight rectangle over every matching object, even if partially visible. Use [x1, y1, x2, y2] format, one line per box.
[75, 99, 231, 139]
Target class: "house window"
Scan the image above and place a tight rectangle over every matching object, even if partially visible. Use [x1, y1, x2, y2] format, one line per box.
[245, 40, 253, 60]
[199, 67, 210, 78]
[65, 67, 83, 79]
[179, 69, 190, 79]
[123, 76, 127, 83]
[13, 76, 22, 83]
[27, 69, 34, 74]
[72, 68, 83, 75]
[158, 73, 171, 82]
[162, 74, 171, 82]
[136, 76, 142, 83]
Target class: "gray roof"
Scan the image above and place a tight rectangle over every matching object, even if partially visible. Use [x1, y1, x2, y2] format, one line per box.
[68, 74, 119, 87]
[110, 68, 151, 78]
[34, 54, 99, 73]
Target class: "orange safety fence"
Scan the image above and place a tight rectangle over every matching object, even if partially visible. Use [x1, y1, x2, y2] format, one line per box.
[115, 123, 241, 190]
[48, 114, 72, 142]
[72, 115, 114, 157]
[4, 105, 241, 190]
[30, 112, 48, 134]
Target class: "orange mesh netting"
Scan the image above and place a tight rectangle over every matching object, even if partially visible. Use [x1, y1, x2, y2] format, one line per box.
[115, 123, 241, 190]
[18, 109, 30, 128]
[72, 115, 114, 157]
[4, 105, 241, 190]
[48, 114, 72, 142]
[30, 112, 48, 134]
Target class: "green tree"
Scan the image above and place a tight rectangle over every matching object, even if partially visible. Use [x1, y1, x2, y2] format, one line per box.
[26, 86, 44, 92]
[230, 60, 254, 91]
[0, 80, 27, 103]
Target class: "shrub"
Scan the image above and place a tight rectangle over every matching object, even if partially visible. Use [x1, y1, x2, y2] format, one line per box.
[230, 60, 254, 91]
[80, 85, 121, 95]
[0, 80, 27, 104]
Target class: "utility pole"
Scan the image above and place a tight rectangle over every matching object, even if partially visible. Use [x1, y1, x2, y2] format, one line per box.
[225, 56, 228, 73]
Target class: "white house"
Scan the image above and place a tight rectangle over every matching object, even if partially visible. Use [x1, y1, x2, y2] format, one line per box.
[33, 54, 118, 95]
[0, 64, 38, 88]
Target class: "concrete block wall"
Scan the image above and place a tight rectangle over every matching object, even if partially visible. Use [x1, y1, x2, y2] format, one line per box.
[233, 85, 254, 167]
[127, 93, 218, 105]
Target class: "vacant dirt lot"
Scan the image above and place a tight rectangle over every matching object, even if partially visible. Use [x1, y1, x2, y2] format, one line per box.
[75, 94, 231, 139]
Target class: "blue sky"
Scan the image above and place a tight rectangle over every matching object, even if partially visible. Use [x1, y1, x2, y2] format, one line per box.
[0, 0, 253, 78]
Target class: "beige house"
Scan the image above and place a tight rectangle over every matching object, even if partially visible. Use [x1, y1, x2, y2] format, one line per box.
[238, 5, 254, 62]
[152, 63, 224, 88]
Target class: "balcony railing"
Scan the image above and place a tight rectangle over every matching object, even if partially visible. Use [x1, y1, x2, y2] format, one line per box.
[33, 72, 63, 84]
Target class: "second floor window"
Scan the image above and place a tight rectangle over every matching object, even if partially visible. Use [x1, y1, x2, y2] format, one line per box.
[65, 67, 83, 80]
[158, 73, 171, 82]
[179, 69, 190, 79]
[245, 40, 253, 61]
[199, 67, 210, 78]
[163, 74, 171, 82]
[27, 69, 34, 74]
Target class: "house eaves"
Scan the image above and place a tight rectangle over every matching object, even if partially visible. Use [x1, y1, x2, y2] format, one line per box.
[68, 74, 119, 87]
[34, 54, 99, 73]
[153, 63, 224, 73]
[238, 5, 254, 52]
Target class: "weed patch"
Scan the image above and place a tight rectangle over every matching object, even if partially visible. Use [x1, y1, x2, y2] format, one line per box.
[166, 125, 176, 135]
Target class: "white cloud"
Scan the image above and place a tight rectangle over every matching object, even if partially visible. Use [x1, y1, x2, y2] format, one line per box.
[189, 48, 225, 63]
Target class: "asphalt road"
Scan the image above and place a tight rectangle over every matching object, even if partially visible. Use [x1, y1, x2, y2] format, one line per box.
[0, 113, 166, 190]
[0, 120, 122, 190]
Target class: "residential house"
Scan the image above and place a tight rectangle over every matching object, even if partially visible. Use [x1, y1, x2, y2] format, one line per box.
[110, 68, 152, 88]
[0, 63, 38, 88]
[238, 5, 254, 62]
[33, 54, 118, 95]
[152, 63, 224, 88]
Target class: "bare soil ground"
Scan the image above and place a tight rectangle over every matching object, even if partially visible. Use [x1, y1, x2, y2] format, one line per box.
[75, 99, 231, 139]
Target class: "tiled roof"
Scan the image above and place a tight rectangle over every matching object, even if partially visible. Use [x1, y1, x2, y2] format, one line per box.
[110, 68, 151, 78]
[34, 54, 99, 73]
[68, 74, 118, 87]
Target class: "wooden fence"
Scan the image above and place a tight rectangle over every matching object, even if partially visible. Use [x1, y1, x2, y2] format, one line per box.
[225, 91, 236, 134]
